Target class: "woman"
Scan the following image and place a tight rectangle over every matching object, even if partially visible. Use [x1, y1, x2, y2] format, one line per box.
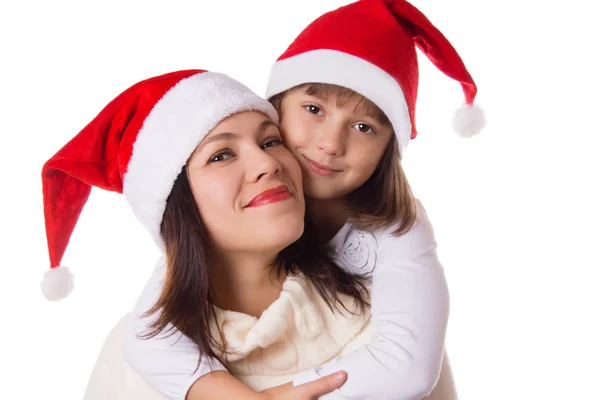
[40, 69, 370, 399]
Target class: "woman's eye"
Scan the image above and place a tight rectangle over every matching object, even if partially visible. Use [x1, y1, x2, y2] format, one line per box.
[208, 151, 233, 163]
[262, 138, 284, 149]
[304, 104, 322, 115]
[353, 123, 375, 134]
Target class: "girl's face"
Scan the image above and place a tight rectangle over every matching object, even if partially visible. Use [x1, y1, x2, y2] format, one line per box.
[187, 111, 305, 255]
[279, 87, 393, 201]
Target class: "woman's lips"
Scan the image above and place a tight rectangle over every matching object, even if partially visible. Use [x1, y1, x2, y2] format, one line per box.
[245, 185, 292, 208]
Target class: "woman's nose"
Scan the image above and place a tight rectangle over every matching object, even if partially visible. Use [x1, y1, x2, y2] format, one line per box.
[245, 147, 282, 183]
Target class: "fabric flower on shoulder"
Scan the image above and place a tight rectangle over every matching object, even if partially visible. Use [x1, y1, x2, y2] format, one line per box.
[338, 230, 378, 276]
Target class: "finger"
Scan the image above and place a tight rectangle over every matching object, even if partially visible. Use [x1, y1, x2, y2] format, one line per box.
[295, 371, 347, 397]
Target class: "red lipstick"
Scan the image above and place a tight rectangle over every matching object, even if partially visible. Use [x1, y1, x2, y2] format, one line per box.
[245, 185, 292, 208]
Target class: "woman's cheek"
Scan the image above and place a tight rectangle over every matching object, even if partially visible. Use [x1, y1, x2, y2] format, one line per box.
[193, 177, 235, 215]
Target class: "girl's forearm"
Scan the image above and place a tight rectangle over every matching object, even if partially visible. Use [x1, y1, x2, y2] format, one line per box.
[186, 371, 263, 400]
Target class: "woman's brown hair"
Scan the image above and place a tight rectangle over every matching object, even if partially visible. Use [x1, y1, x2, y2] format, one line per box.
[143, 170, 369, 369]
[270, 83, 417, 236]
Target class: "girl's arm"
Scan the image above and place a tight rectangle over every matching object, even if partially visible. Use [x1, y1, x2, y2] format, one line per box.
[293, 200, 450, 399]
[123, 257, 347, 400]
[185, 371, 263, 400]
[187, 370, 348, 400]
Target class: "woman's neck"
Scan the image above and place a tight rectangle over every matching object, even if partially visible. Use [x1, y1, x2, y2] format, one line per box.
[208, 250, 286, 318]
[305, 196, 349, 244]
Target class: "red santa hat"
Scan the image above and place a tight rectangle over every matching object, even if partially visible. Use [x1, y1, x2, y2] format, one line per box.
[40, 69, 278, 301]
[266, 0, 484, 151]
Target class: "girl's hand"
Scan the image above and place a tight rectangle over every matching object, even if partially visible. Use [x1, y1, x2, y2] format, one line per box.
[261, 371, 346, 399]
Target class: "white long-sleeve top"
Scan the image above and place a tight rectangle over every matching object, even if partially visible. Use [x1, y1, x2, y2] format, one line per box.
[293, 201, 450, 399]
[123, 200, 451, 399]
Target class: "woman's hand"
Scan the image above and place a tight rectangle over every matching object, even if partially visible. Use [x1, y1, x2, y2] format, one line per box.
[261, 371, 346, 399]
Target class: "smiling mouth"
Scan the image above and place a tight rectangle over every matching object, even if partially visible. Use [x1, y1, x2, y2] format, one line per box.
[245, 185, 292, 208]
[303, 156, 342, 177]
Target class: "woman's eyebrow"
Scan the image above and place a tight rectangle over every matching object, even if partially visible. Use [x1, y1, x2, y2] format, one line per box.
[195, 132, 239, 153]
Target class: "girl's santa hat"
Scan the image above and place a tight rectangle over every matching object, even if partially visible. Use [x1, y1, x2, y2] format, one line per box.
[41, 70, 278, 301]
[266, 0, 485, 151]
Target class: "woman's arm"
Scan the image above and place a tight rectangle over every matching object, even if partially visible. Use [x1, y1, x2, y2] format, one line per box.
[293, 201, 450, 399]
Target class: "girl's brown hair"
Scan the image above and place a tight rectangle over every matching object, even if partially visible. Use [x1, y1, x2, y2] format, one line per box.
[143, 170, 369, 368]
[270, 83, 417, 236]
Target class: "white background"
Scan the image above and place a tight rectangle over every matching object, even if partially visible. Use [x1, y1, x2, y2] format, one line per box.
[1, 0, 599, 399]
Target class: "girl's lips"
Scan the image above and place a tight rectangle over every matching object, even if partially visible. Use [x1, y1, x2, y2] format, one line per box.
[245, 185, 292, 208]
[303, 156, 342, 177]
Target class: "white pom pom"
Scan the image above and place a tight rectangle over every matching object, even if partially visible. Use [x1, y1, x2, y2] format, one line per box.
[452, 103, 486, 137]
[41, 266, 74, 301]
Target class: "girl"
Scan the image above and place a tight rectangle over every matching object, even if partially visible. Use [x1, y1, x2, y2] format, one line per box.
[124, 0, 484, 399]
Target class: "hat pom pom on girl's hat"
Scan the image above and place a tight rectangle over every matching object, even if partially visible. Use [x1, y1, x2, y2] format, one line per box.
[453, 103, 486, 138]
[41, 266, 74, 301]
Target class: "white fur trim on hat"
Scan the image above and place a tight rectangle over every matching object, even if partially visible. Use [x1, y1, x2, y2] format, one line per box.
[123, 72, 279, 248]
[266, 49, 411, 151]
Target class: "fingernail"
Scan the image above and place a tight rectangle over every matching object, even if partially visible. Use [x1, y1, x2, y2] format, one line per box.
[334, 371, 346, 381]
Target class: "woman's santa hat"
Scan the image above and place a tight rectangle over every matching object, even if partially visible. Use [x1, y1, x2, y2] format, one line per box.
[266, 0, 485, 151]
[41, 70, 278, 301]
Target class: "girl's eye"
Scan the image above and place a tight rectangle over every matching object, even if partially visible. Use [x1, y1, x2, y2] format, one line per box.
[208, 150, 233, 163]
[262, 137, 284, 149]
[353, 123, 375, 134]
[304, 104, 323, 115]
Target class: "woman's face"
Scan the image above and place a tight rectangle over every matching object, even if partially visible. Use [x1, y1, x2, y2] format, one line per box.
[187, 111, 305, 256]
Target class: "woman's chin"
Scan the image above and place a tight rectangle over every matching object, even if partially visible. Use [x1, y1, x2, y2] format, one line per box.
[259, 214, 305, 251]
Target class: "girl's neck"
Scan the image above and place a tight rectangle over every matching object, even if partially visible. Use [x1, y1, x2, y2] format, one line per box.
[208, 250, 286, 318]
[305, 196, 349, 244]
